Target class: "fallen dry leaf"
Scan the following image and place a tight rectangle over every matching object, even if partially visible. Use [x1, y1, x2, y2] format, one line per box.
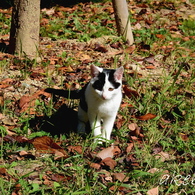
[145, 65, 156, 69]
[88, 162, 101, 170]
[179, 133, 189, 141]
[128, 123, 137, 131]
[0, 167, 6, 175]
[31, 136, 60, 151]
[40, 18, 49, 25]
[67, 145, 83, 154]
[18, 89, 51, 114]
[113, 172, 129, 182]
[75, 51, 91, 61]
[0, 113, 4, 120]
[144, 55, 155, 64]
[0, 78, 14, 84]
[135, 113, 157, 120]
[51, 173, 71, 182]
[124, 45, 136, 54]
[3, 135, 29, 143]
[97, 145, 121, 160]
[2, 117, 15, 126]
[0, 84, 11, 89]
[12, 183, 22, 194]
[130, 136, 139, 141]
[109, 185, 131, 193]
[18, 95, 33, 112]
[6, 129, 17, 136]
[120, 102, 134, 108]
[126, 143, 134, 153]
[154, 151, 174, 162]
[58, 66, 74, 73]
[41, 8, 55, 16]
[43, 175, 53, 186]
[155, 34, 165, 39]
[128, 123, 144, 138]
[147, 168, 159, 174]
[152, 145, 163, 154]
[115, 117, 125, 130]
[147, 186, 159, 195]
[101, 157, 117, 170]
[110, 41, 122, 49]
[123, 85, 140, 98]
[0, 92, 4, 107]
[19, 150, 28, 156]
[105, 176, 113, 182]
[125, 153, 140, 167]
[54, 150, 68, 160]
[115, 114, 126, 129]
[30, 136, 68, 157]
[93, 43, 108, 53]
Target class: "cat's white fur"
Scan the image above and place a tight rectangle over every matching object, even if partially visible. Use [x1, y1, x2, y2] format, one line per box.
[77, 65, 123, 142]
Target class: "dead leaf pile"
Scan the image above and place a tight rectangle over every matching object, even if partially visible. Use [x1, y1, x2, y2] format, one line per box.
[0, 78, 16, 89]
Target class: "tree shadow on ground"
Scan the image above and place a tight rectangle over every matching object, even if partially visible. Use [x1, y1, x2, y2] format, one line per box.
[0, 0, 102, 9]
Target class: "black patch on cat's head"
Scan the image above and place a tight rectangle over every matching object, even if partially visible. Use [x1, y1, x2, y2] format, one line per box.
[92, 69, 121, 91]
[106, 69, 121, 89]
[92, 72, 105, 91]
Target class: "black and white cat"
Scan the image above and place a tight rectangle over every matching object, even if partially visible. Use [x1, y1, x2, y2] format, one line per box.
[45, 65, 124, 142]
[77, 65, 124, 142]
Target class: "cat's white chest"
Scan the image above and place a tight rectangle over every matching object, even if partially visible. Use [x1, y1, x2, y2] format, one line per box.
[86, 88, 122, 117]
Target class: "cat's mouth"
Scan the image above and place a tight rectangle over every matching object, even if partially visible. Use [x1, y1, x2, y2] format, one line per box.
[101, 94, 108, 100]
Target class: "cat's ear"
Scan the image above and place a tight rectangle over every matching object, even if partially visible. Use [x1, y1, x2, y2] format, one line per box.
[91, 65, 102, 78]
[114, 66, 124, 81]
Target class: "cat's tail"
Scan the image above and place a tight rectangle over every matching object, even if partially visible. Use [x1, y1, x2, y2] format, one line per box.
[45, 85, 87, 99]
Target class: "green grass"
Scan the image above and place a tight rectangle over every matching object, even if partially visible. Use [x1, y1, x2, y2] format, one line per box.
[40, 1, 116, 41]
[0, 0, 195, 194]
[0, 12, 11, 36]
[180, 19, 195, 36]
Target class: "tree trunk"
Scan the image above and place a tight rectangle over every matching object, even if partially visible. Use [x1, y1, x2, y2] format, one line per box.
[112, 0, 134, 45]
[9, 0, 40, 59]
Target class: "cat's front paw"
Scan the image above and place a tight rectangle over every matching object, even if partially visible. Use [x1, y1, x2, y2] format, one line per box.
[94, 138, 103, 144]
[94, 136, 110, 144]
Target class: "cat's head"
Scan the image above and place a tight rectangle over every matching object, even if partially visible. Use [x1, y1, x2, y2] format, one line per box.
[90, 65, 124, 100]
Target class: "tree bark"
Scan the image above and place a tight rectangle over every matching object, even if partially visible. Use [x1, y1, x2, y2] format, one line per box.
[9, 0, 40, 59]
[112, 0, 134, 45]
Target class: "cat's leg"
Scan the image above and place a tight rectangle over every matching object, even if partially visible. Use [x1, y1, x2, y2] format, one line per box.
[102, 115, 117, 140]
[77, 105, 88, 134]
[88, 114, 102, 142]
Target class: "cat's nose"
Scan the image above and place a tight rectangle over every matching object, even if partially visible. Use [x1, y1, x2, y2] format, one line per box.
[102, 94, 107, 100]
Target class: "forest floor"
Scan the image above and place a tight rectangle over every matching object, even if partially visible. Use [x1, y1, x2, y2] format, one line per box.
[0, 0, 195, 194]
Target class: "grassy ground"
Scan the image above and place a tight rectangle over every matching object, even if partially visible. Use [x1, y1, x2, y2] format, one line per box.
[0, 0, 195, 194]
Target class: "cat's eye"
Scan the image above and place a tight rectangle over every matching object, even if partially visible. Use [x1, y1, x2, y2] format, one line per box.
[108, 88, 114, 91]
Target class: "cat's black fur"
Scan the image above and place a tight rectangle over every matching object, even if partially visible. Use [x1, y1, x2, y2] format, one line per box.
[92, 69, 121, 91]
